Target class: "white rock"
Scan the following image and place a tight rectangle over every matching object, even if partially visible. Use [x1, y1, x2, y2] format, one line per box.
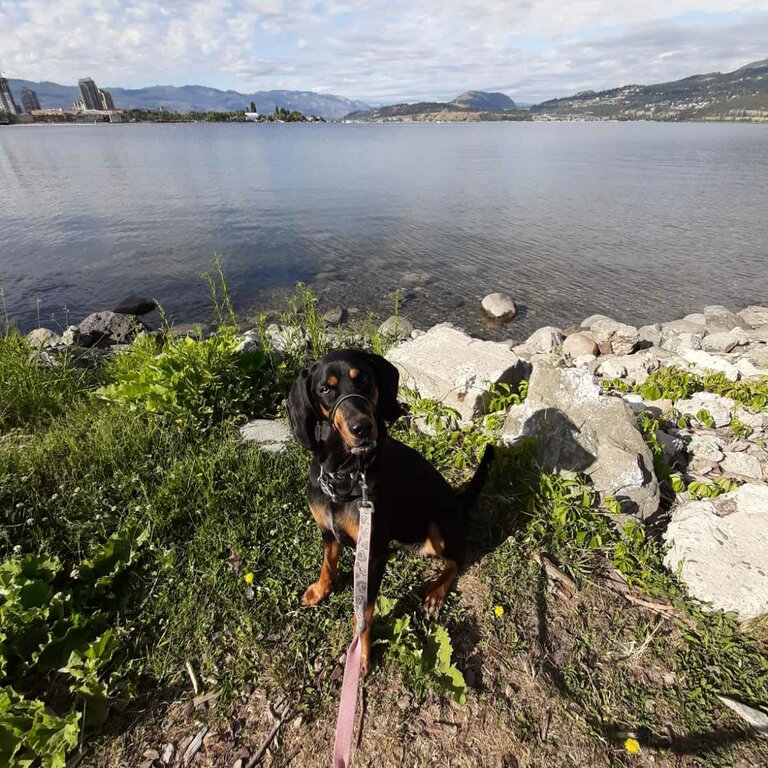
[239, 419, 292, 453]
[664, 484, 768, 618]
[688, 434, 725, 463]
[660, 331, 705, 353]
[581, 313, 614, 329]
[481, 293, 517, 322]
[737, 305, 768, 328]
[26, 328, 61, 349]
[235, 336, 261, 353]
[638, 325, 662, 347]
[721, 452, 764, 480]
[684, 313, 707, 325]
[716, 696, 768, 736]
[678, 349, 741, 380]
[703, 305, 738, 330]
[386, 324, 528, 423]
[676, 392, 733, 428]
[525, 326, 565, 354]
[562, 332, 600, 358]
[661, 318, 708, 335]
[597, 358, 627, 379]
[621, 393, 646, 415]
[743, 326, 768, 344]
[701, 331, 747, 354]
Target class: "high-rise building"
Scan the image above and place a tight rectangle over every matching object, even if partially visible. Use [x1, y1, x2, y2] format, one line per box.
[20, 87, 41, 112]
[0, 72, 20, 115]
[98, 89, 114, 110]
[72, 99, 85, 112]
[78, 77, 101, 110]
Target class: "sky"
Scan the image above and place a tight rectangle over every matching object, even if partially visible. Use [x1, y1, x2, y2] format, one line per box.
[1, 1, 767, 105]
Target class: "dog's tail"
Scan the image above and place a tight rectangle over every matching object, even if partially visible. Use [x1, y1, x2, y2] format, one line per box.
[458, 443, 495, 511]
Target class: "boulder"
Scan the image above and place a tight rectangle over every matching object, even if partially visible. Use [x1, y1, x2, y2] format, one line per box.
[60, 326, 81, 346]
[501, 361, 659, 519]
[386, 324, 529, 423]
[239, 419, 292, 453]
[26, 328, 61, 349]
[738, 305, 768, 328]
[481, 293, 517, 322]
[588, 318, 639, 356]
[701, 331, 747, 354]
[664, 484, 768, 618]
[378, 315, 414, 340]
[678, 349, 741, 380]
[322, 306, 346, 326]
[703, 305, 738, 330]
[661, 318, 708, 336]
[113, 295, 158, 316]
[638, 324, 662, 347]
[660, 330, 705, 353]
[676, 392, 733, 428]
[581, 314, 613, 329]
[687, 434, 725, 463]
[720, 452, 764, 481]
[683, 313, 707, 325]
[525, 326, 565, 354]
[77, 311, 139, 348]
[596, 358, 627, 380]
[562, 332, 599, 358]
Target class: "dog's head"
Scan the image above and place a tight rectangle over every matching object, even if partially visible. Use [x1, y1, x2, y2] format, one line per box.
[286, 349, 401, 454]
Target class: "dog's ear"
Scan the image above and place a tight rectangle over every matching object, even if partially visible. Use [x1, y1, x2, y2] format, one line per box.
[286, 366, 319, 451]
[366, 353, 402, 423]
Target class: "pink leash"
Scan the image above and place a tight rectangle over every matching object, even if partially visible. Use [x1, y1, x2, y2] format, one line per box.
[332, 473, 373, 768]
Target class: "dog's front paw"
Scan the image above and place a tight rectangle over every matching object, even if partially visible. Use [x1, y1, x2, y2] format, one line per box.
[423, 581, 450, 614]
[301, 581, 331, 606]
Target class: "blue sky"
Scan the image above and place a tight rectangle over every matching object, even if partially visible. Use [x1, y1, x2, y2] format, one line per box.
[1, 1, 766, 104]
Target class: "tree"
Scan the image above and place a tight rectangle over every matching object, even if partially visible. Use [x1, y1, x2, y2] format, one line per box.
[249, 101, 257, 113]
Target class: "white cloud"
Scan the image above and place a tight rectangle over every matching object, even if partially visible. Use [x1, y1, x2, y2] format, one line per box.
[0, 0, 766, 103]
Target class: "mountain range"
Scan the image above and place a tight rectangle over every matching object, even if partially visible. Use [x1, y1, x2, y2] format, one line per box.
[530, 58, 768, 121]
[5, 79, 369, 120]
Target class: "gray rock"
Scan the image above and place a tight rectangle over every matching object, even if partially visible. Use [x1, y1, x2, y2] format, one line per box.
[684, 313, 707, 325]
[525, 326, 565, 354]
[581, 314, 613, 329]
[597, 358, 627, 379]
[378, 315, 414, 340]
[77, 311, 138, 348]
[721, 452, 764, 480]
[661, 319, 708, 335]
[113, 295, 158, 316]
[562, 332, 600, 358]
[702, 331, 747, 354]
[322, 306, 346, 326]
[657, 430, 685, 464]
[739, 345, 768, 371]
[387, 324, 529, 423]
[501, 361, 659, 519]
[738, 305, 768, 329]
[638, 324, 662, 347]
[716, 696, 768, 737]
[170, 323, 211, 339]
[660, 329, 705, 353]
[481, 293, 517, 322]
[679, 349, 741, 380]
[589, 318, 639, 356]
[743, 326, 768, 344]
[703, 305, 738, 330]
[687, 434, 725, 463]
[26, 328, 61, 349]
[239, 419, 292, 453]
[664, 484, 768, 618]
[235, 336, 261, 354]
[677, 392, 733, 428]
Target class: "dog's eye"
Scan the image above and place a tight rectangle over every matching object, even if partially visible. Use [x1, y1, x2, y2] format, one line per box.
[319, 385, 331, 395]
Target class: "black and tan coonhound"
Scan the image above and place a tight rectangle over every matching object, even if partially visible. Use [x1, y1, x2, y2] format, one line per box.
[286, 348, 493, 675]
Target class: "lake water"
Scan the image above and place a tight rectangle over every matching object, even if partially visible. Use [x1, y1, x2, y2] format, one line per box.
[1, 121, 767, 338]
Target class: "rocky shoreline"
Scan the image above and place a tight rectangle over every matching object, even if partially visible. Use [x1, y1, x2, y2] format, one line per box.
[24, 295, 768, 622]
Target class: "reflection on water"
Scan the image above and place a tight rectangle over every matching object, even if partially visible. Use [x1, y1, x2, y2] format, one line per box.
[1, 121, 767, 338]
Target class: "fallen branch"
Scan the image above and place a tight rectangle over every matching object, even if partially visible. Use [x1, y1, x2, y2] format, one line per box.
[532, 552, 577, 597]
[245, 705, 297, 768]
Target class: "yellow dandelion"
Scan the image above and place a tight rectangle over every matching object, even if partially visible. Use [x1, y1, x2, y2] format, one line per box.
[279, 361, 287, 370]
[196, 472, 203, 479]
[244, 572, 254, 585]
[494, 605, 504, 617]
[624, 738, 641, 755]
[174, 418, 183, 424]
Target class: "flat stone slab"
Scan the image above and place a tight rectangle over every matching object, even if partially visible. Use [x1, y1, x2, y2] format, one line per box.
[239, 419, 292, 453]
[664, 484, 768, 619]
[386, 323, 528, 422]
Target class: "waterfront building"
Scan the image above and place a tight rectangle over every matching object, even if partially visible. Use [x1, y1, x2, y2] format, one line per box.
[99, 89, 114, 110]
[78, 77, 101, 110]
[20, 87, 41, 112]
[72, 98, 85, 112]
[0, 72, 20, 115]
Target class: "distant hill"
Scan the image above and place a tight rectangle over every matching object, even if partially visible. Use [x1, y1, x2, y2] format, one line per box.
[452, 91, 516, 110]
[6, 79, 370, 120]
[531, 58, 768, 121]
[344, 90, 521, 122]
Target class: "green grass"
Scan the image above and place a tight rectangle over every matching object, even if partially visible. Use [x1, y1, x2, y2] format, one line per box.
[2, 280, 768, 767]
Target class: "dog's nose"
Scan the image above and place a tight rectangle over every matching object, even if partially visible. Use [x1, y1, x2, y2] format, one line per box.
[349, 419, 372, 438]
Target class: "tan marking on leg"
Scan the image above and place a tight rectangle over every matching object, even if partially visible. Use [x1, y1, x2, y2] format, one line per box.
[419, 521, 446, 557]
[336, 510, 359, 544]
[309, 499, 328, 529]
[302, 537, 342, 607]
[424, 559, 458, 613]
[353, 602, 376, 677]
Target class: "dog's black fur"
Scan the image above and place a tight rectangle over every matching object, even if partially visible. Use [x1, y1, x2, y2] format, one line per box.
[287, 348, 493, 674]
